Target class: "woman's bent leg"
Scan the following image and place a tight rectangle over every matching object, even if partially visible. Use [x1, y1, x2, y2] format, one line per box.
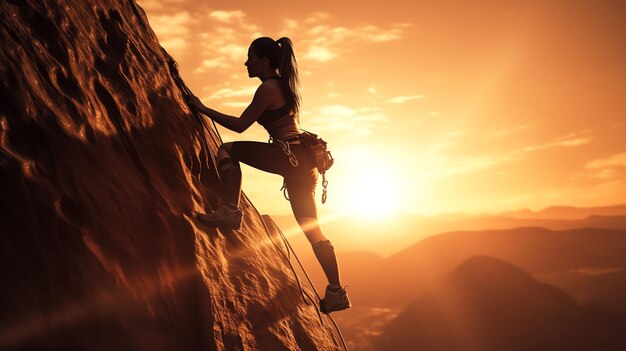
[218, 141, 289, 209]
[195, 143, 244, 229]
[217, 157, 242, 208]
[199, 141, 294, 227]
[215, 143, 241, 208]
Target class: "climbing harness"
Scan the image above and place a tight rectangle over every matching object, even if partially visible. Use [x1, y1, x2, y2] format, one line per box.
[321, 174, 329, 204]
[300, 130, 333, 204]
[269, 135, 299, 202]
[270, 131, 334, 204]
[269, 136, 299, 167]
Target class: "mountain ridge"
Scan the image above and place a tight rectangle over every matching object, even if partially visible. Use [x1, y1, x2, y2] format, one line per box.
[373, 255, 626, 351]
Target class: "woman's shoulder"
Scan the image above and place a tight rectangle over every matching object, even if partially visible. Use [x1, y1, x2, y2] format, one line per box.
[255, 79, 279, 94]
[260, 77, 282, 89]
[258, 78, 284, 99]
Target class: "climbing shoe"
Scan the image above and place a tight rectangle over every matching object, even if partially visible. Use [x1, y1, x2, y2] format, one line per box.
[196, 206, 243, 230]
[319, 285, 351, 314]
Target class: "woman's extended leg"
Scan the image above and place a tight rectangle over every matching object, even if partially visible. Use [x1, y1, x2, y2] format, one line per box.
[287, 180, 342, 287]
[288, 182, 351, 313]
[299, 217, 341, 287]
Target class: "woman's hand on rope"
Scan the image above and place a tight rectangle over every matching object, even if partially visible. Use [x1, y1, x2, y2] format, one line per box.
[186, 95, 205, 113]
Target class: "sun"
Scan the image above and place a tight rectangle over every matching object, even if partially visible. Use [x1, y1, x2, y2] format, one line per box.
[344, 168, 400, 218]
[330, 149, 403, 220]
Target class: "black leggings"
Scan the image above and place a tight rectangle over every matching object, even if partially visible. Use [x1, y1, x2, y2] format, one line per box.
[226, 141, 319, 219]
[225, 141, 341, 286]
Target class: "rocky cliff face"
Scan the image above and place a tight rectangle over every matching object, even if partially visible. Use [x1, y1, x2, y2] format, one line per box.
[0, 1, 340, 350]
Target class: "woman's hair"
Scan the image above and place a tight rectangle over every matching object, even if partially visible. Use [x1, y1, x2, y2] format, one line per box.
[250, 37, 301, 120]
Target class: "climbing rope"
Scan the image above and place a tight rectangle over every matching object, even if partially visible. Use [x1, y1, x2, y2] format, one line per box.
[247, 201, 348, 349]
[265, 214, 349, 350]
[164, 51, 349, 350]
[164, 49, 222, 183]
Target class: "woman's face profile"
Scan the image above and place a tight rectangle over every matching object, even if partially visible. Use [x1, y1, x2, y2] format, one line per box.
[244, 46, 266, 78]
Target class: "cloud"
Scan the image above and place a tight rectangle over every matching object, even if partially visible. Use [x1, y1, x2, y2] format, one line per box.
[425, 130, 527, 176]
[148, 11, 190, 37]
[192, 11, 259, 72]
[208, 10, 258, 32]
[298, 21, 410, 62]
[206, 86, 257, 100]
[554, 131, 593, 146]
[137, 0, 186, 13]
[160, 37, 187, 52]
[306, 23, 409, 44]
[427, 154, 520, 177]
[216, 43, 247, 61]
[360, 24, 410, 42]
[137, 0, 166, 12]
[386, 95, 423, 104]
[524, 130, 593, 152]
[568, 150, 626, 183]
[320, 104, 356, 117]
[304, 104, 387, 136]
[284, 19, 298, 29]
[586, 152, 626, 169]
[146, 11, 191, 53]
[304, 12, 331, 24]
[302, 45, 337, 62]
[194, 57, 230, 72]
[588, 168, 622, 179]
[209, 10, 245, 23]
[556, 137, 591, 147]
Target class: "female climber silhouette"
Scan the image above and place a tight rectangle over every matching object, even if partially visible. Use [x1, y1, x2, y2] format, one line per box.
[187, 37, 351, 314]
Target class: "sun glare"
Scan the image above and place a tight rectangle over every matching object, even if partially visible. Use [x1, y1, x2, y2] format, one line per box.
[331, 149, 402, 220]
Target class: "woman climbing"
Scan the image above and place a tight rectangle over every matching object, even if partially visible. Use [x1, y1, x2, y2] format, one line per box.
[186, 37, 351, 314]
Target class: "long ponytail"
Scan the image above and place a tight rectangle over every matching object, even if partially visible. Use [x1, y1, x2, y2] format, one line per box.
[250, 37, 301, 122]
[276, 37, 301, 121]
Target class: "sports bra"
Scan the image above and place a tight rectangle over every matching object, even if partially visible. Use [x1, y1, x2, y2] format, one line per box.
[257, 104, 290, 126]
[256, 76, 300, 140]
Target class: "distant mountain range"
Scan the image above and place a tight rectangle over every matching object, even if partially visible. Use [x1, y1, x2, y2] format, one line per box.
[270, 204, 626, 259]
[272, 206, 626, 351]
[372, 256, 626, 351]
[297, 226, 626, 310]
[499, 204, 626, 220]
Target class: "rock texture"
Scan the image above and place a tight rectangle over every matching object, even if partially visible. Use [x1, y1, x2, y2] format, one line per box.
[0, 1, 341, 350]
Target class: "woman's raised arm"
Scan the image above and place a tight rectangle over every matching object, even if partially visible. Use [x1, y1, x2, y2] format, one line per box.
[188, 83, 273, 133]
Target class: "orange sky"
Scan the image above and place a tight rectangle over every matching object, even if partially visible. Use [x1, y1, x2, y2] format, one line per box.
[138, 0, 626, 217]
